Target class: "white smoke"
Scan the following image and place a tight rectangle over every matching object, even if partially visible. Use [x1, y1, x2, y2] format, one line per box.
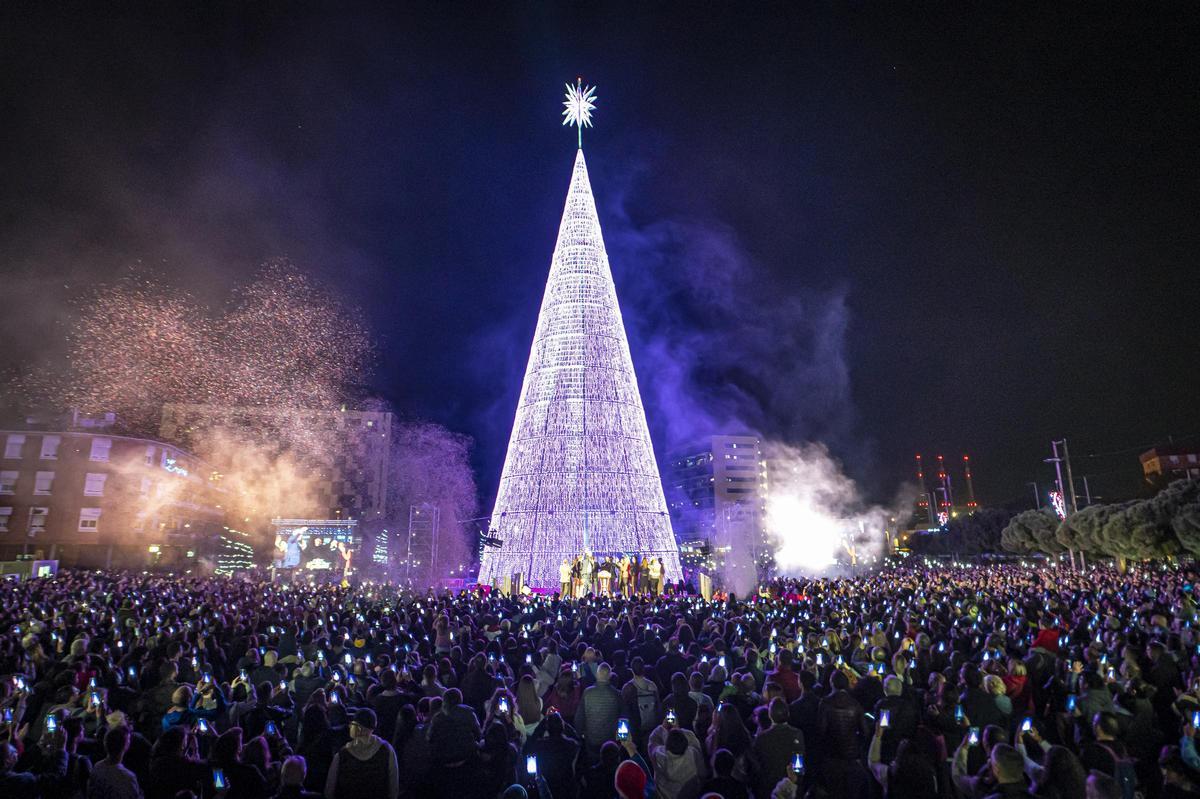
[763, 441, 908, 577]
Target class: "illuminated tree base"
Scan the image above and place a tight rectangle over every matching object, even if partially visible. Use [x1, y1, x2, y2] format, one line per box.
[479, 150, 682, 588]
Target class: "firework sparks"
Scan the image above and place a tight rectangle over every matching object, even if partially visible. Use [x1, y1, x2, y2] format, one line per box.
[45, 259, 372, 438]
[20, 259, 374, 523]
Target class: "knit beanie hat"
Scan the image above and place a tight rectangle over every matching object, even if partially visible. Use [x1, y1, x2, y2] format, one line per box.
[615, 760, 647, 799]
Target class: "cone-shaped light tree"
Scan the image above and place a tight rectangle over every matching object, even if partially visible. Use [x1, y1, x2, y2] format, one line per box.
[478, 84, 683, 588]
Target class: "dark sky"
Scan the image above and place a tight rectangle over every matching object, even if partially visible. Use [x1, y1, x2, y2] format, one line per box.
[2, 4, 1198, 509]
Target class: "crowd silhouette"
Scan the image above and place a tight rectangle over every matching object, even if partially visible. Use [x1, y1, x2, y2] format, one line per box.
[2, 560, 1200, 799]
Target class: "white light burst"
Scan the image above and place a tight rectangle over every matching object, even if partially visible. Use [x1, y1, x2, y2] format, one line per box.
[562, 80, 597, 146]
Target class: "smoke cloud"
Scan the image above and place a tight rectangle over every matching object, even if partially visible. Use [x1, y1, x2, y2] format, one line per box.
[386, 420, 479, 583]
[601, 182, 906, 585]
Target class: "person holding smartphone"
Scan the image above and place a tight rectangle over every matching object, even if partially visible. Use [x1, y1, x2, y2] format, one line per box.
[147, 725, 210, 799]
[647, 713, 706, 799]
[524, 711, 580, 799]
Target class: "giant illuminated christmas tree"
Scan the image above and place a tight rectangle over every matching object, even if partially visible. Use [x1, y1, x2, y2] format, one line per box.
[479, 82, 682, 588]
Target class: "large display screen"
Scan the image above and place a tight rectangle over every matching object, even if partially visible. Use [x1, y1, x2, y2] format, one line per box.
[271, 521, 357, 578]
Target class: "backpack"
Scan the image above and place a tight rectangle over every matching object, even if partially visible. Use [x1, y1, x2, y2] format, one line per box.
[634, 678, 659, 729]
[1097, 743, 1141, 799]
[1113, 756, 1140, 799]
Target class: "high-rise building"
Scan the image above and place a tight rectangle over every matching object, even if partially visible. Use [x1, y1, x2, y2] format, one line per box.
[478, 149, 682, 588]
[665, 435, 768, 571]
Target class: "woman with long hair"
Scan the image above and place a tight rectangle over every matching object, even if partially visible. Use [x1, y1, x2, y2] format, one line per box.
[479, 720, 519, 798]
[1030, 745, 1087, 799]
[516, 674, 543, 738]
[706, 703, 751, 781]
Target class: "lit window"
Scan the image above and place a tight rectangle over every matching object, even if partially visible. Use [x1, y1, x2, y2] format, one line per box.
[78, 508, 101, 532]
[0, 507, 11, 532]
[4, 435, 25, 459]
[34, 471, 54, 495]
[89, 438, 112, 462]
[84, 473, 107, 497]
[40, 436, 61, 460]
[0, 471, 16, 494]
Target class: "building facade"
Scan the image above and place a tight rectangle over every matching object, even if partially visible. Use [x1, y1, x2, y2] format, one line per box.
[1141, 446, 1200, 485]
[159, 404, 393, 524]
[665, 435, 769, 573]
[0, 429, 226, 568]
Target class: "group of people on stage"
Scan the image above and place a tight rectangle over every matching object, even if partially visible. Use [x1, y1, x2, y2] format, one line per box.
[557, 551, 665, 597]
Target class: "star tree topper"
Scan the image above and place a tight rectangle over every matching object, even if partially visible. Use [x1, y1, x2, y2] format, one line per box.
[562, 78, 597, 149]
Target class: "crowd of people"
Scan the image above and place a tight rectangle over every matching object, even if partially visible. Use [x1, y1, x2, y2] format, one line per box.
[3, 559, 1200, 799]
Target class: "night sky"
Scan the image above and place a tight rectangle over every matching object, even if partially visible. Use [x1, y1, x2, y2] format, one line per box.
[2, 5, 1198, 509]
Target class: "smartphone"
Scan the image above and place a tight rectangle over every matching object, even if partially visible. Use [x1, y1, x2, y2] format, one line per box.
[525, 755, 538, 775]
[240, 669, 249, 681]
[1067, 694, 1077, 712]
[344, 653, 352, 665]
[332, 672, 341, 682]
[89, 691, 101, 709]
[127, 666, 137, 681]
[3, 707, 13, 724]
[266, 721, 278, 736]
[617, 718, 630, 741]
[198, 719, 209, 733]
[45, 715, 58, 733]
[279, 680, 287, 692]
[499, 697, 509, 714]
[1019, 717, 1032, 733]
[718, 656, 726, 669]
[212, 767, 228, 790]
[954, 704, 964, 722]
[791, 752, 804, 773]
[665, 709, 677, 725]
[1192, 711, 1200, 728]
[330, 693, 339, 704]
[879, 710, 891, 728]
[968, 726, 980, 746]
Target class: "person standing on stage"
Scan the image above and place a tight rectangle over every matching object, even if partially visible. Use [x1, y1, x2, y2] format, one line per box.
[581, 552, 595, 597]
[618, 555, 631, 596]
[648, 557, 663, 596]
[639, 555, 651, 596]
[571, 555, 583, 598]
[559, 557, 572, 597]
